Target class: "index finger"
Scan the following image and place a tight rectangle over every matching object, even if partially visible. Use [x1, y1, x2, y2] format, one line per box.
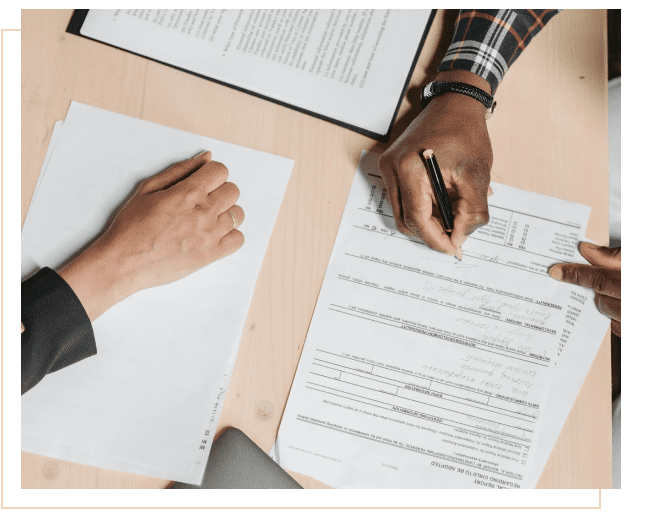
[138, 151, 212, 194]
[179, 160, 229, 194]
[548, 263, 621, 299]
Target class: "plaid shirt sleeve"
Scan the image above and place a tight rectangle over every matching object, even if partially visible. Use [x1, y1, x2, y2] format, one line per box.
[438, 9, 561, 93]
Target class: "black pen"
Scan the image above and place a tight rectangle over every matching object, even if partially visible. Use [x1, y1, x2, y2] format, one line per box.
[422, 149, 454, 233]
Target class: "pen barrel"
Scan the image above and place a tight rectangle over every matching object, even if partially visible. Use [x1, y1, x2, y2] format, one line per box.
[424, 155, 454, 232]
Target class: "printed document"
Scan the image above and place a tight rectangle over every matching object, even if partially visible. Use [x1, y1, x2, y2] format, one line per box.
[77, 9, 432, 137]
[275, 152, 600, 488]
[21, 102, 293, 484]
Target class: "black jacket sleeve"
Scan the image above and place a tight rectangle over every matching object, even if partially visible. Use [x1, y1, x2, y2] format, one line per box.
[21, 267, 97, 395]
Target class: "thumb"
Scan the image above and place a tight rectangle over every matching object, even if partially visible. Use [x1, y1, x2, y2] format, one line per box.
[579, 242, 621, 271]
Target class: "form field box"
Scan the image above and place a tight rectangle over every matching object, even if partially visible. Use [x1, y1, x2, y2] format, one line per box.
[340, 372, 399, 395]
[316, 352, 374, 373]
[311, 364, 342, 380]
[372, 366, 430, 388]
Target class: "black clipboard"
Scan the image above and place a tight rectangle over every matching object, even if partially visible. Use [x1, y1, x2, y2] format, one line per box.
[67, 9, 436, 142]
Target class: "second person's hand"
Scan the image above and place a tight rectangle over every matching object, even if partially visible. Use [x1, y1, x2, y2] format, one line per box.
[548, 242, 621, 337]
[379, 70, 493, 258]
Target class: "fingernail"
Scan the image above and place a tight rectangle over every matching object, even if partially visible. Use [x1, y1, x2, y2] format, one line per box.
[455, 248, 463, 261]
[548, 265, 562, 280]
[192, 150, 208, 159]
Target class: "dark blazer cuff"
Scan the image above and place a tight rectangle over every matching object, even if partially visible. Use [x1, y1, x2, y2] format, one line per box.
[21, 267, 96, 394]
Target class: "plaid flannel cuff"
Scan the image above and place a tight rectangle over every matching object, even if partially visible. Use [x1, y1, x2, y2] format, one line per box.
[438, 9, 561, 93]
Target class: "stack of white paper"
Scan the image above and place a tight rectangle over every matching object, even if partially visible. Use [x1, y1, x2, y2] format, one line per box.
[21, 102, 294, 485]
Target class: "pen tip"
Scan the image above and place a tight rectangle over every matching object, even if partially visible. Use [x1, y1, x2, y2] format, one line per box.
[423, 149, 434, 159]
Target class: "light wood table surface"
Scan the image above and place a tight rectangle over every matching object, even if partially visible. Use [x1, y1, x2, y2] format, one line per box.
[21, 9, 612, 489]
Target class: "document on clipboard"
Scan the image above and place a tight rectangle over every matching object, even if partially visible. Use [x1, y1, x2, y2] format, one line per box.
[68, 9, 435, 140]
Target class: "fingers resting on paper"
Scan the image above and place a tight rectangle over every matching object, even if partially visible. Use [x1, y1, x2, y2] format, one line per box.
[548, 243, 622, 337]
[138, 150, 214, 194]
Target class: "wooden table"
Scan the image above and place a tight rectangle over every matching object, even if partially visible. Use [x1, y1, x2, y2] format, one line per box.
[21, 9, 612, 489]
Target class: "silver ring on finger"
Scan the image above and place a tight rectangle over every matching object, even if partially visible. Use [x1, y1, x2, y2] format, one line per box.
[226, 210, 237, 230]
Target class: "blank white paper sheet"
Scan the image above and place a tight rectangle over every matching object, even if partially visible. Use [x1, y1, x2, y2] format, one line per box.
[21, 102, 294, 485]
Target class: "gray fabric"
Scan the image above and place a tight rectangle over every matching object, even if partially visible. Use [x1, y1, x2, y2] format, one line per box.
[172, 428, 302, 489]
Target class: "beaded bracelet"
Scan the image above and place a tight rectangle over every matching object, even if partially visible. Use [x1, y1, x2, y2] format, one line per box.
[421, 81, 497, 119]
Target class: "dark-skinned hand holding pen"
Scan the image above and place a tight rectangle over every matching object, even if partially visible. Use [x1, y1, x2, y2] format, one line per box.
[379, 70, 493, 259]
[380, 70, 622, 336]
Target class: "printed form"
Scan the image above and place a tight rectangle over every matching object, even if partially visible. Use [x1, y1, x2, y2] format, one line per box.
[275, 152, 593, 489]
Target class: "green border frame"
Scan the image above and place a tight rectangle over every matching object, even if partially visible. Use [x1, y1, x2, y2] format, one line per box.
[0, 1, 640, 511]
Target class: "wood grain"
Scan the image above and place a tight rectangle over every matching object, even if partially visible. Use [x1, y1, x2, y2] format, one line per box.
[20, 9, 611, 489]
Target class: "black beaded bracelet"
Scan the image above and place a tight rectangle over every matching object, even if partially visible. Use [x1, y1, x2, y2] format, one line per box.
[421, 81, 497, 119]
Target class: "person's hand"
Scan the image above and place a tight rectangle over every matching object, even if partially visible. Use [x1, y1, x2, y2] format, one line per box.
[548, 242, 621, 337]
[379, 70, 493, 258]
[58, 151, 245, 321]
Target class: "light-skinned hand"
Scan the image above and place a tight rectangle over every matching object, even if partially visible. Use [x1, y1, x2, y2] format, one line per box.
[58, 151, 245, 321]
